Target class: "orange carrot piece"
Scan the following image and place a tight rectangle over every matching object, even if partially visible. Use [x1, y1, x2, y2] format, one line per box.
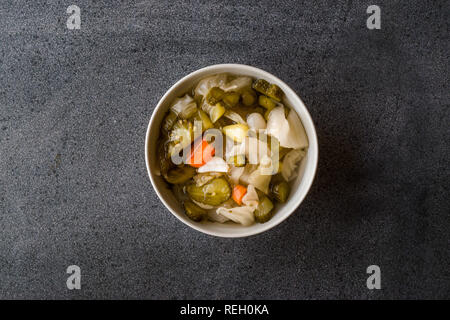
[232, 185, 247, 205]
[187, 139, 215, 168]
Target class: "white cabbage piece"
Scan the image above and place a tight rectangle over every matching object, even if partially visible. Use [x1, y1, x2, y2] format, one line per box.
[287, 108, 309, 148]
[266, 106, 308, 149]
[216, 206, 255, 226]
[170, 94, 197, 118]
[215, 185, 259, 226]
[239, 164, 258, 186]
[222, 76, 252, 92]
[242, 185, 259, 208]
[198, 156, 229, 173]
[247, 113, 266, 130]
[194, 74, 228, 97]
[281, 149, 306, 181]
[192, 199, 214, 210]
[229, 166, 245, 185]
[207, 209, 230, 223]
[248, 164, 272, 194]
[259, 154, 277, 176]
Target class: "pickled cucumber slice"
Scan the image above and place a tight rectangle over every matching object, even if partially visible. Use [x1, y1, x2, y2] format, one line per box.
[258, 95, 277, 110]
[162, 111, 177, 133]
[183, 200, 207, 222]
[192, 109, 213, 132]
[241, 89, 256, 106]
[164, 165, 196, 184]
[205, 87, 225, 105]
[158, 140, 172, 177]
[254, 195, 274, 223]
[271, 181, 290, 203]
[222, 92, 240, 107]
[252, 79, 283, 101]
[187, 177, 231, 206]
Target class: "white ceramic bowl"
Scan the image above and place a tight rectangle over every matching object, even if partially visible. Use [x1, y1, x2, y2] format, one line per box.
[145, 64, 318, 237]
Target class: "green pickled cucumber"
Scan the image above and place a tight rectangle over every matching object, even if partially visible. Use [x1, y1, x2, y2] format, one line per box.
[183, 200, 207, 222]
[258, 95, 277, 110]
[252, 79, 283, 101]
[254, 195, 274, 223]
[206, 87, 225, 105]
[187, 177, 231, 206]
[192, 109, 213, 132]
[158, 140, 172, 177]
[164, 165, 196, 184]
[241, 90, 256, 106]
[222, 92, 240, 107]
[271, 181, 290, 203]
[162, 111, 177, 133]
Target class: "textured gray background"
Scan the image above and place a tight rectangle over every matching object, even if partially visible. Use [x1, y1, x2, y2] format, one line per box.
[0, 0, 448, 299]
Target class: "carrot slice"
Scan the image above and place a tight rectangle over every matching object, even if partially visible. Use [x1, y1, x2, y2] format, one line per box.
[232, 185, 247, 205]
[187, 139, 215, 168]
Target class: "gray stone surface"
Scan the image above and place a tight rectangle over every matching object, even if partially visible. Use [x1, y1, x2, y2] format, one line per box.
[0, 0, 448, 299]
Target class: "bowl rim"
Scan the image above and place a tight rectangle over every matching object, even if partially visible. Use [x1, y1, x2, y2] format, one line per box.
[145, 63, 319, 238]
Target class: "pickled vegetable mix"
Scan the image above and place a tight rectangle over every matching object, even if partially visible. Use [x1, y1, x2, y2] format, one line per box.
[156, 74, 309, 226]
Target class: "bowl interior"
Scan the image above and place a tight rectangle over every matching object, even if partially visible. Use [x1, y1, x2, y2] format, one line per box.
[146, 64, 318, 237]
